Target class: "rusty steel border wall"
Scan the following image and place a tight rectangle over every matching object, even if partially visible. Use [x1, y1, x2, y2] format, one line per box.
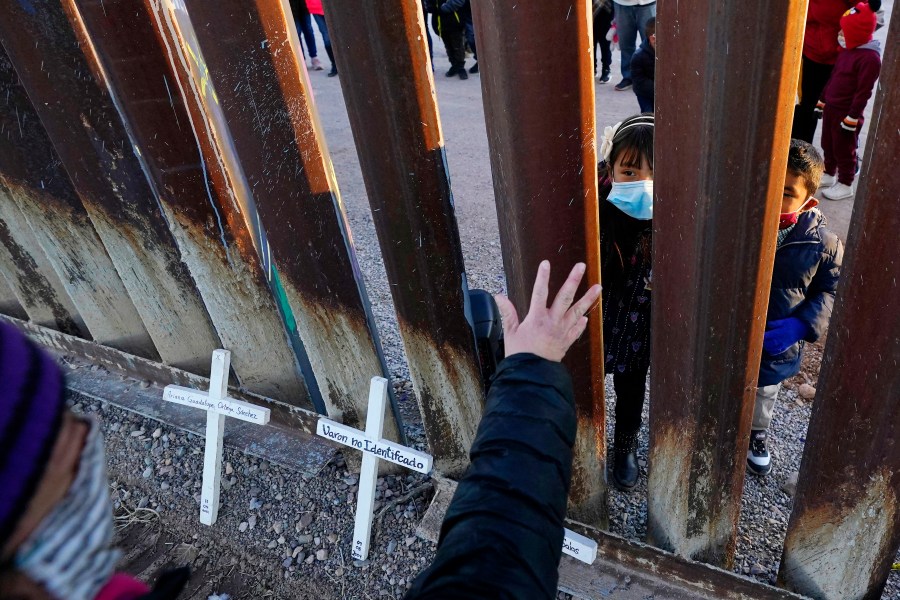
[0, 1, 898, 598]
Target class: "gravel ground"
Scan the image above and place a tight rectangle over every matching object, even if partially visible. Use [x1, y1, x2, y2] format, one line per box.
[68, 7, 900, 598]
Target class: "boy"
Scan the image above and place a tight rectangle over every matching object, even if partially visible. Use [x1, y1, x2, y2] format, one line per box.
[747, 140, 843, 476]
[817, 0, 882, 200]
[630, 18, 655, 113]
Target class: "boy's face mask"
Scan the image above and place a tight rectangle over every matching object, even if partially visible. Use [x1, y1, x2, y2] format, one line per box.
[779, 199, 815, 230]
[607, 180, 654, 220]
[14, 419, 119, 600]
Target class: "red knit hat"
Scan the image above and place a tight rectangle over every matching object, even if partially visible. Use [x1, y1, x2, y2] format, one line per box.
[840, 1, 879, 49]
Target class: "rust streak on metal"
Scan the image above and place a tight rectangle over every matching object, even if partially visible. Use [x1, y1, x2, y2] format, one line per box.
[67, 0, 310, 404]
[646, 1, 806, 567]
[326, 0, 483, 475]
[779, 14, 900, 599]
[173, 0, 400, 439]
[0, 47, 158, 359]
[0, 0, 221, 375]
[472, 0, 605, 525]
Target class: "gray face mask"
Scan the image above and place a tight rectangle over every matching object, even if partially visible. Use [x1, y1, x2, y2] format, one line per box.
[13, 419, 119, 600]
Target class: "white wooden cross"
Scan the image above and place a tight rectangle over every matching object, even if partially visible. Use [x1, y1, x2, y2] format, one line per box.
[316, 376, 433, 561]
[162, 349, 271, 526]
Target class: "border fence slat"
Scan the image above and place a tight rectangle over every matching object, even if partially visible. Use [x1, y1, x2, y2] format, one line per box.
[0, 47, 159, 360]
[67, 0, 310, 404]
[0, 1, 222, 375]
[646, 1, 807, 566]
[778, 13, 900, 600]
[471, 0, 607, 526]
[325, 1, 484, 475]
[170, 0, 401, 438]
[0, 194, 86, 337]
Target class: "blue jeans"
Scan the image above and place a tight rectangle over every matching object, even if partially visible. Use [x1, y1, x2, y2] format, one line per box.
[614, 2, 656, 80]
[313, 14, 331, 51]
[295, 14, 317, 58]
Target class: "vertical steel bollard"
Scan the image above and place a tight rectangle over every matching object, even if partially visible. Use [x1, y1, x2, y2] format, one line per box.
[325, 0, 484, 475]
[779, 13, 900, 600]
[646, 0, 806, 566]
[472, 0, 606, 525]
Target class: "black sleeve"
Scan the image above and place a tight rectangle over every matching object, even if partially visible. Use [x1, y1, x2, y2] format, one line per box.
[405, 354, 576, 600]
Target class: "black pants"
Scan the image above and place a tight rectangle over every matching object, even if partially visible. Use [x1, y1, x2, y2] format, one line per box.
[791, 55, 834, 143]
[441, 29, 466, 69]
[594, 8, 613, 74]
[613, 368, 648, 435]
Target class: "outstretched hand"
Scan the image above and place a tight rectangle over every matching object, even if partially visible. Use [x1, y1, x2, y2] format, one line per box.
[494, 261, 602, 362]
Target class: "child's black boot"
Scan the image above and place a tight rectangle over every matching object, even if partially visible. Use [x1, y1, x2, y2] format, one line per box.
[612, 428, 640, 490]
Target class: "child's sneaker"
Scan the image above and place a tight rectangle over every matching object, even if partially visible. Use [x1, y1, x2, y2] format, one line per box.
[598, 68, 611, 84]
[311, 57, 324, 71]
[822, 182, 854, 200]
[747, 429, 772, 476]
[819, 173, 836, 188]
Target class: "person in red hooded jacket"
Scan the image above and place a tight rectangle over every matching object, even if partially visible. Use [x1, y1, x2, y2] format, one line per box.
[817, 0, 882, 201]
[791, 0, 857, 143]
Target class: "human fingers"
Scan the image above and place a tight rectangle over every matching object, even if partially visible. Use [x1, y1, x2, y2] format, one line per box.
[550, 262, 587, 318]
[565, 283, 602, 327]
[528, 260, 551, 315]
[494, 294, 520, 336]
[564, 316, 590, 350]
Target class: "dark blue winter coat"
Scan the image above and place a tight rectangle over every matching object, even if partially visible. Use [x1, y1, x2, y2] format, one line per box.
[758, 209, 843, 386]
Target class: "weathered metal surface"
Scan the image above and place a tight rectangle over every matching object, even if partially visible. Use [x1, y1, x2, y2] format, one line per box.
[646, 1, 807, 567]
[0, 273, 27, 320]
[778, 15, 900, 600]
[0, 47, 158, 359]
[0, 0, 221, 375]
[163, 0, 401, 439]
[471, 0, 606, 525]
[0, 196, 87, 336]
[2, 315, 323, 438]
[325, 0, 483, 475]
[66, 0, 310, 403]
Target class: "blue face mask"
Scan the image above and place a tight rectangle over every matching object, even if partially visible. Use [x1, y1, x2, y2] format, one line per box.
[607, 180, 653, 220]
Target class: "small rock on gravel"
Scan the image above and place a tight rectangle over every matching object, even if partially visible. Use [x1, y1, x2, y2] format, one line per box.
[781, 471, 800, 497]
[316, 549, 328, 561]
[238, 522, 248, 532]
[798, 383, 816, 400]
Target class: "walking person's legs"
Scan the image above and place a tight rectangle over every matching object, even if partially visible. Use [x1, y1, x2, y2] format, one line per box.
[443, 29, 467, 79]
[464, 19, 478, 73]
[297, 14, 321, 69]
[615, 3, 638, 83]
[313, 14, 337, 76]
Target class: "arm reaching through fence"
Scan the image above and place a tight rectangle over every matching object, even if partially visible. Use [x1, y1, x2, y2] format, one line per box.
[405, 262, 600, 600]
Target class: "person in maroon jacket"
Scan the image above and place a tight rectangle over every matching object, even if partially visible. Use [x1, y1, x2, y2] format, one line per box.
[791, 0, 857, 143]
[817, 0, 882, 201]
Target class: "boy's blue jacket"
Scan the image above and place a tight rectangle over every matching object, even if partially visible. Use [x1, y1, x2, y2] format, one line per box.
[759, 209, 843, 386]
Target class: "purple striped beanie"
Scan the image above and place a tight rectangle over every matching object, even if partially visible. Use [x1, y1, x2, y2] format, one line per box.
[0, 322, 66, 550]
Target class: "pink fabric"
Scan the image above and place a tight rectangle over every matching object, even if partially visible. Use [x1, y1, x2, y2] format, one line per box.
[305, 0, 323, 15]
[95, 574, 151, 600]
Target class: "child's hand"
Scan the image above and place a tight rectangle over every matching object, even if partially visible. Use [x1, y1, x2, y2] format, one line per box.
[762, 318, 808, 355]
[494, 261, 602, 363]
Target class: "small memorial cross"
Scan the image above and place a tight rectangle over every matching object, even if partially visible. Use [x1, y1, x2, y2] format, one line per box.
[162, 349, 270, 526]
[316, 376, 433, 561]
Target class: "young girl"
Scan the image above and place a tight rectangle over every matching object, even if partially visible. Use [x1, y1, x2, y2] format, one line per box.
[598, 113, 654, 491]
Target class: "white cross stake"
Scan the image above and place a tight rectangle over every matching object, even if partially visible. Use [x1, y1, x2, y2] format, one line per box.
[316, 377, 433, 561]
[162, 350, 270, 526]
